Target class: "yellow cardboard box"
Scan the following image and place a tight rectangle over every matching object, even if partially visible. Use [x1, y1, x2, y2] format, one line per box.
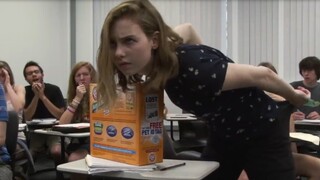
[89, 83, 164, 165]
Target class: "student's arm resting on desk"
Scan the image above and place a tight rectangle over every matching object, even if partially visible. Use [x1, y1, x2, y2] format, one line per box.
[223, 64, 309, 107]
[59, 103, 76, 124]
[59, 85, 86, 124]
[38, 83, 64, 119]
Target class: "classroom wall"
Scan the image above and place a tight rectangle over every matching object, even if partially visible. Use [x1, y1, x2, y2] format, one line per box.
[0, 0, 71, 97]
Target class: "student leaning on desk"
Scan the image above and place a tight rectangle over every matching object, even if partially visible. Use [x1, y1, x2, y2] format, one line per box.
[95, 0, 312, 179]
[59, 61, 97, 180]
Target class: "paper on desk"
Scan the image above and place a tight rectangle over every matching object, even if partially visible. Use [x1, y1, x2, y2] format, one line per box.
[290, 132, 320, 145]
[19, 124, 27, 129]
[54, 123, 90, 128]
[85, 155, 156, 174]
[165, 113, 197, 120]
[30, 118, 57, 124]
[299, 119, 320, 123]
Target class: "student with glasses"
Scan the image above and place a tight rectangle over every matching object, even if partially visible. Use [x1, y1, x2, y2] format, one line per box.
[23, 61, 65, 164]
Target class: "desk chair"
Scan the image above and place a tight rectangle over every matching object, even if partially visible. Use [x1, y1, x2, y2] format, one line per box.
[163, 130, 201, 160]
[7, 111, 35, 180]
[6, 111, 18, 176]
[173, 118, 207, 153]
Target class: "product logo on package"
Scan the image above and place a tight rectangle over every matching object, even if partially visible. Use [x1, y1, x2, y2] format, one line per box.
[106, 125, 117, 137]
[145, 95, 159, 121]
[94, 122, 103, 135]
[121, 127, 134, 139]
[92, 86, 109, 114]
[149, 152, 156, 162]
[141, 122, 162, 136]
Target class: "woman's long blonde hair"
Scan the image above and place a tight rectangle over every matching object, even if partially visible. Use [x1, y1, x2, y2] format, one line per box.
[97, 0, 183, 108]
[67, 61, 97, 121]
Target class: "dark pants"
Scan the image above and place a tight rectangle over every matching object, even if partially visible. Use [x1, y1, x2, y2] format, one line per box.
[202, 102, 295, 180]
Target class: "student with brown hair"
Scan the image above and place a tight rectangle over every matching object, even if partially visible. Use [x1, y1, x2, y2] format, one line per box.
[59, 61, 97, 162]
[0, 60, 25, 139]
[96, 0, 311, 179]
[291, 56, 320, 120]
[59, 61, 96, 180]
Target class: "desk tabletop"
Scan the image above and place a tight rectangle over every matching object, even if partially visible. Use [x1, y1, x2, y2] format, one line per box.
[295, 120, 320, 132]
[18, 123, 27, 131]
[34, 129, 90, 138]
[26, 119, 59, 129]
[165, 113, 197, 121]
[57, 159, 219, 180]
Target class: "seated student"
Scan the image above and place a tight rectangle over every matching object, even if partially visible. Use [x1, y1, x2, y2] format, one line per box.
[0, 61, 25, 139]
[23, 61, 65, 163]
[0, 81, 13, 180]
[0, 60, 27, 165]
[0, 61, 25, 124]
[256, 62, 320, 180]
[59, 61, 96, 180]
[290, 56, 320, 121]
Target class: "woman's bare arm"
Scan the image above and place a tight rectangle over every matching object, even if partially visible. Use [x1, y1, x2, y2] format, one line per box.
[174, 23, 202, 44]
[223, 64, 308, 106]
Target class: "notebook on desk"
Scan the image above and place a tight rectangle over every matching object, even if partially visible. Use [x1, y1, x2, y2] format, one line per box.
[165, 113, 197, 120]
[85, 155, 188, 174]
[85, 155, 156, 174]
[290, 132, 320, 145]
[52, 123, 90, 133]
[27, 118, 57, 125]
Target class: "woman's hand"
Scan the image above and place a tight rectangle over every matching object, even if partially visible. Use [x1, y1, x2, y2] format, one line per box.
[75, 83, 86, 101]
[1, 68, 10, 87]
[291, 86, 310, 107]
[296, 86, 311, 98]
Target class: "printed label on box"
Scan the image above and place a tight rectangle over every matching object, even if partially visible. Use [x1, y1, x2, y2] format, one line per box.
[89, 83, 163, 165]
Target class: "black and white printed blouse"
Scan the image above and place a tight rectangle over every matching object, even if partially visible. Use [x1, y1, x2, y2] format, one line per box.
[165, 44, 281, 142]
